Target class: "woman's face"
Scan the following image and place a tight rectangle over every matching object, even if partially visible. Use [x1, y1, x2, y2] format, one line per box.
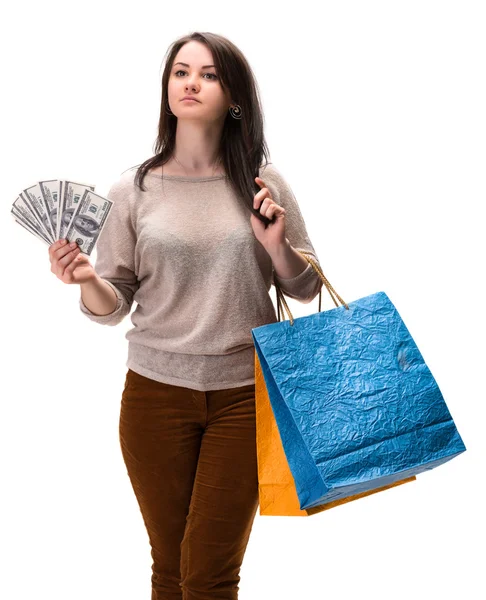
[167, 40, 233, 122]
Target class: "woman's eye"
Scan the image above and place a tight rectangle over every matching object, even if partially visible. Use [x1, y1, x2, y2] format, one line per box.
[174, 70, 218, 80]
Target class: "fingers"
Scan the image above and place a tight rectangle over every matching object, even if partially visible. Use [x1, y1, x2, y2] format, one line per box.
[49, 238, 81, 274]
[59, 246, 80, 275]
[254, 187, 270, 208]
[49, 238, 67, 255]
[64, 250, 85, 276]
[50, 239, 78, 260]
[48, 238, 95, 284]
[49, 238, 71, 261]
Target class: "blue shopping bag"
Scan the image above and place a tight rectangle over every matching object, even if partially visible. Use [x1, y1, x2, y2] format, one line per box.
[251, 251, 467, 511]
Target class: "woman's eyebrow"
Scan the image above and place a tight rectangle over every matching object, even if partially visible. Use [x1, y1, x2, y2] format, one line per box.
[173, 62, 216, 69]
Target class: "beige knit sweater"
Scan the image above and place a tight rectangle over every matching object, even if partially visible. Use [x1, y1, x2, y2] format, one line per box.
[79, 162, 323, 391]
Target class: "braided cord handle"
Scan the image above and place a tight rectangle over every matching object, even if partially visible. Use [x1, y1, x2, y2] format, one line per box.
[274, 250, 349, 325]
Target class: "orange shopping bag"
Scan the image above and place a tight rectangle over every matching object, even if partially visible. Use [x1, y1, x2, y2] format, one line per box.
[255, 351, 416, 516]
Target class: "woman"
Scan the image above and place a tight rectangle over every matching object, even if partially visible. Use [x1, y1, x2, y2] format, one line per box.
[58, 31, 323, 600]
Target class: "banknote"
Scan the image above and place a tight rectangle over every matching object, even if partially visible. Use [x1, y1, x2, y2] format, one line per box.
[57, 180, 96, 241]
[64, 188, 113, 256]
[17, 183, 56, 242]
[12, 193, 52, 242]
[11, 208, 51, 246]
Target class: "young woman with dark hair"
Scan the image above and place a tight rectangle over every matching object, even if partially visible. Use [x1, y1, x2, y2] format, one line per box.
[50, 30, 323, 600]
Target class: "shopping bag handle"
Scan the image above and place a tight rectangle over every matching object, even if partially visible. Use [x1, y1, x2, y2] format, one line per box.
[274, 250, 349, 325]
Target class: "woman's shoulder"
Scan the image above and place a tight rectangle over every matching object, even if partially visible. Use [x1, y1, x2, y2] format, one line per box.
[259, 161, 275, 177]
[259, 161, 288, 182]
[102, 169, 139, 204]
[258, 162, 292, 190]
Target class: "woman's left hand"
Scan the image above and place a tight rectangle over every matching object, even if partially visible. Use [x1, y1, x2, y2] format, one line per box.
[250, 177, 287, 251]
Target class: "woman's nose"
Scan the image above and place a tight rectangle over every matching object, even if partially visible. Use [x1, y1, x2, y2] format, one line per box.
[185, 76, 198, 90]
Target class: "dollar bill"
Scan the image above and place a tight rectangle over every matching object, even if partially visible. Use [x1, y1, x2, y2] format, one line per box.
[11, 208, 51, 246]
[17, 184, 55, 242]
[63, 188, 113, 256]
[36, 179, 63, 243]
[12, 194, 52, 241]
[57, 180, 96, 241]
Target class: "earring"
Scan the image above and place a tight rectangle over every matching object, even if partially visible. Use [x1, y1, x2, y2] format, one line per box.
[229, 104, 242, 119]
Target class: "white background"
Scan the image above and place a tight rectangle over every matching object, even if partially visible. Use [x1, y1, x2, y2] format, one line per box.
[1, 1, 484, 599]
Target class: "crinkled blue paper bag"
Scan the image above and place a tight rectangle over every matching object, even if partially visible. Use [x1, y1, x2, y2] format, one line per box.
[251, 291, 466, 511]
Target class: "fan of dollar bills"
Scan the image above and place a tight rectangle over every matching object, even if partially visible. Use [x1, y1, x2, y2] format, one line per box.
[11, 179, 114, 256]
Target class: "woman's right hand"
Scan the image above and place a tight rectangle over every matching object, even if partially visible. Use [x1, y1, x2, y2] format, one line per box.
[49, 239, 98, 285]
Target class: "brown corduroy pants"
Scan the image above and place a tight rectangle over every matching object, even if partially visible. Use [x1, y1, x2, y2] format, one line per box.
[118, 368, 259, 600]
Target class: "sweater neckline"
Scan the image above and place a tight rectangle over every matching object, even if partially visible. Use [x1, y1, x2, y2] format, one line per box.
[146, 173, 228, 182]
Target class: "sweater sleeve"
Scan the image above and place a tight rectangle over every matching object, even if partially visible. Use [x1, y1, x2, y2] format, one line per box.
[259, 163, 323, 304]
[79, 176, 140, 326]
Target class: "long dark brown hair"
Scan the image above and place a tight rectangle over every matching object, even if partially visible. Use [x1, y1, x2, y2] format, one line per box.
[128, 31, 273, 226]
